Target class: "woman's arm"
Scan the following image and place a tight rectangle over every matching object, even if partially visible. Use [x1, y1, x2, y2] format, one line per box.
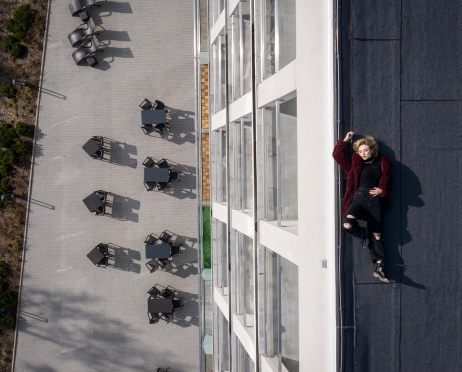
[332, 133, 353, 173]
[378, 156, 392, 198]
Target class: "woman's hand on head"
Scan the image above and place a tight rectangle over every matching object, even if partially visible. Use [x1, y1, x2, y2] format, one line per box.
[343, 132, 354, 142]
[369, 187, 382, 197]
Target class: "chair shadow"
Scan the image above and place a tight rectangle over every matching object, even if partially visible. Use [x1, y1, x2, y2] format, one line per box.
[100, 138, 137, 168]
[108, 243, 141, 274]
[104, 193, 140, 222]
[172, 290, 199, 328]
[93, 44, 134, 71]
[160, 108, 196, 145]
[87, 0, 133, 24]
[148, 159, 197, 199]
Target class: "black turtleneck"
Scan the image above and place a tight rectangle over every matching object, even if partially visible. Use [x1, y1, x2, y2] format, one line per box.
[359, 158, 382, 188]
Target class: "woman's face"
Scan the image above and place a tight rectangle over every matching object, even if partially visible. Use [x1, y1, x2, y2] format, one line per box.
[358, 144, 372, 160]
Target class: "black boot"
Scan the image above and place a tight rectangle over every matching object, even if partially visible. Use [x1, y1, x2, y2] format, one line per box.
[373, 261, 390, 283]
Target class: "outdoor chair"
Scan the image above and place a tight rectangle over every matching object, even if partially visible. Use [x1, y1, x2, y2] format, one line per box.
[96, 190, 107, 203]
[68, 17, 98, 47]
[96, 243, 108, 255]
[172, 297, 185, 312]
[160, 287, 175, 299]
[146, 259, 160, 273]
[147, 284, 162, 298]
[154, 123, 168, 134]
[157, 182, 169, 190]
[170, 245, 181, 257]
[153, 100, 170, 113]
[160, 313, 173, 324]
[141, 125, 155, 135]
[159, 231, 172, 244]
[148, 312, 160, 324]
[139, 98, 154, 110]
[95, 204, 105, 215]
[168, 171, 180, 183]
[69, 0, 101, 17]
[144, 182, 156, 191]
[142, 157, 155, 168]
[91, 149, 104, 160]
[157, 259, 171, 270]
[91, 135, 103, 147]
[72, 35, 103, 65]
[96, 256, 107, 268]
[156, 158, 170, 169]
[144, 233, 158, 245]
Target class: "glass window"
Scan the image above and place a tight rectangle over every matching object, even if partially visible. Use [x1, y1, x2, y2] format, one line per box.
[213, 128, 227, 203]
[262, 0, 276, 78]
[212, 33, 227, 114]
[214, 219, 228, 295]
[262, 0, 296, 79]
[232, 333, 255, 372]
[261, 95, 298, 225]
[217, 308, 230, 371]
[234, 232, 254, 327]
[210, 0, 225, 26]
[262, 247, 299, 372]
[229, 2, 252, 101]
[231, 119, 253, 213]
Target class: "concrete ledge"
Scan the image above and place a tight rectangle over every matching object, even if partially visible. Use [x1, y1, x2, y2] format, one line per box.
[257, 61, 297, 108]
[212, 202, 228, 223]
[259, 220, 298, 264]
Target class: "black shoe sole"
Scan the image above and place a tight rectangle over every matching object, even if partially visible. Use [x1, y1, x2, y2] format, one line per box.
[373, 272, 391, 283]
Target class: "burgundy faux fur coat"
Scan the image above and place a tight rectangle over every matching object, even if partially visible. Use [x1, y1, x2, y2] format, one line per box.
[332, 139, 393, 215]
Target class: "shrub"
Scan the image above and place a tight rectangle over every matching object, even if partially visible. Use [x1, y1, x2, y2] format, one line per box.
[12, 139, 28, 155]
[0, 356, 12, 364]
[0, 176, 10, 194]
[0, 263, 7, 279]
[0, 289, 16, 310]
[10, 43, 26, 59]
[0, 124, 18, 147]
[2, 35, 18, 51]
[1, 350, 10, 356]
[1, 82, 17, 100]
[15, 121, 33, 137]
[6, 4, 31, 41]
[0, 150, 16, 166]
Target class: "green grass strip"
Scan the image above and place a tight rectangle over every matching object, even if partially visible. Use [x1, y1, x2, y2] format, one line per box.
[202, 206, 211, 268]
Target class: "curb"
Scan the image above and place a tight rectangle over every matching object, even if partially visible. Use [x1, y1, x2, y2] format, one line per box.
[10, 0, 52, 370]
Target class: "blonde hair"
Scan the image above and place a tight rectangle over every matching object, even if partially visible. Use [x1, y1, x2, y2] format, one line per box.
[353, 136, 379, 158]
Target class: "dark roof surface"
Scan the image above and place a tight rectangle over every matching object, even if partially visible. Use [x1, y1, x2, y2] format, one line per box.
[341, 0, 462, 371]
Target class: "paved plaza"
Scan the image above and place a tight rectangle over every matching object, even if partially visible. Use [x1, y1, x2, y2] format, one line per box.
[14, 0, 198, 370]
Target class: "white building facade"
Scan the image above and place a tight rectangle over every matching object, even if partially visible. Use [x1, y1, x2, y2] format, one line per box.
[208, 0, 336, 370]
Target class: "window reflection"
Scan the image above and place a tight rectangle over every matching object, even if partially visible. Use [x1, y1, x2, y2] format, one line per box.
[263, 247, 299, 372]
[262, 0, 296, 79]
[261, 96, 298, 225]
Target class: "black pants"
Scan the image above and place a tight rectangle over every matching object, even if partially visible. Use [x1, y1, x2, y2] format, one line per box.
[343, 187, 386, 263]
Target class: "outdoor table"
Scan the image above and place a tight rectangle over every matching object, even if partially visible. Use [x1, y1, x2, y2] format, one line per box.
[82, 192, 103, 212]
[141, 109, 166, 125]
[87, 247, 104, 265]
[82, 138, 100, 157]
[144, 168, 169, 183]
[145, 244, 171, 259]
[148, 298, 173, 314]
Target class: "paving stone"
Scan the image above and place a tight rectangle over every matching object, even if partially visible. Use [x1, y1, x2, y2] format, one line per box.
[14, 0, 199, 371]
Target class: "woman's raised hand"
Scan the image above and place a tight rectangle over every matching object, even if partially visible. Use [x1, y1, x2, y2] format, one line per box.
[343, 131, 354, 142]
